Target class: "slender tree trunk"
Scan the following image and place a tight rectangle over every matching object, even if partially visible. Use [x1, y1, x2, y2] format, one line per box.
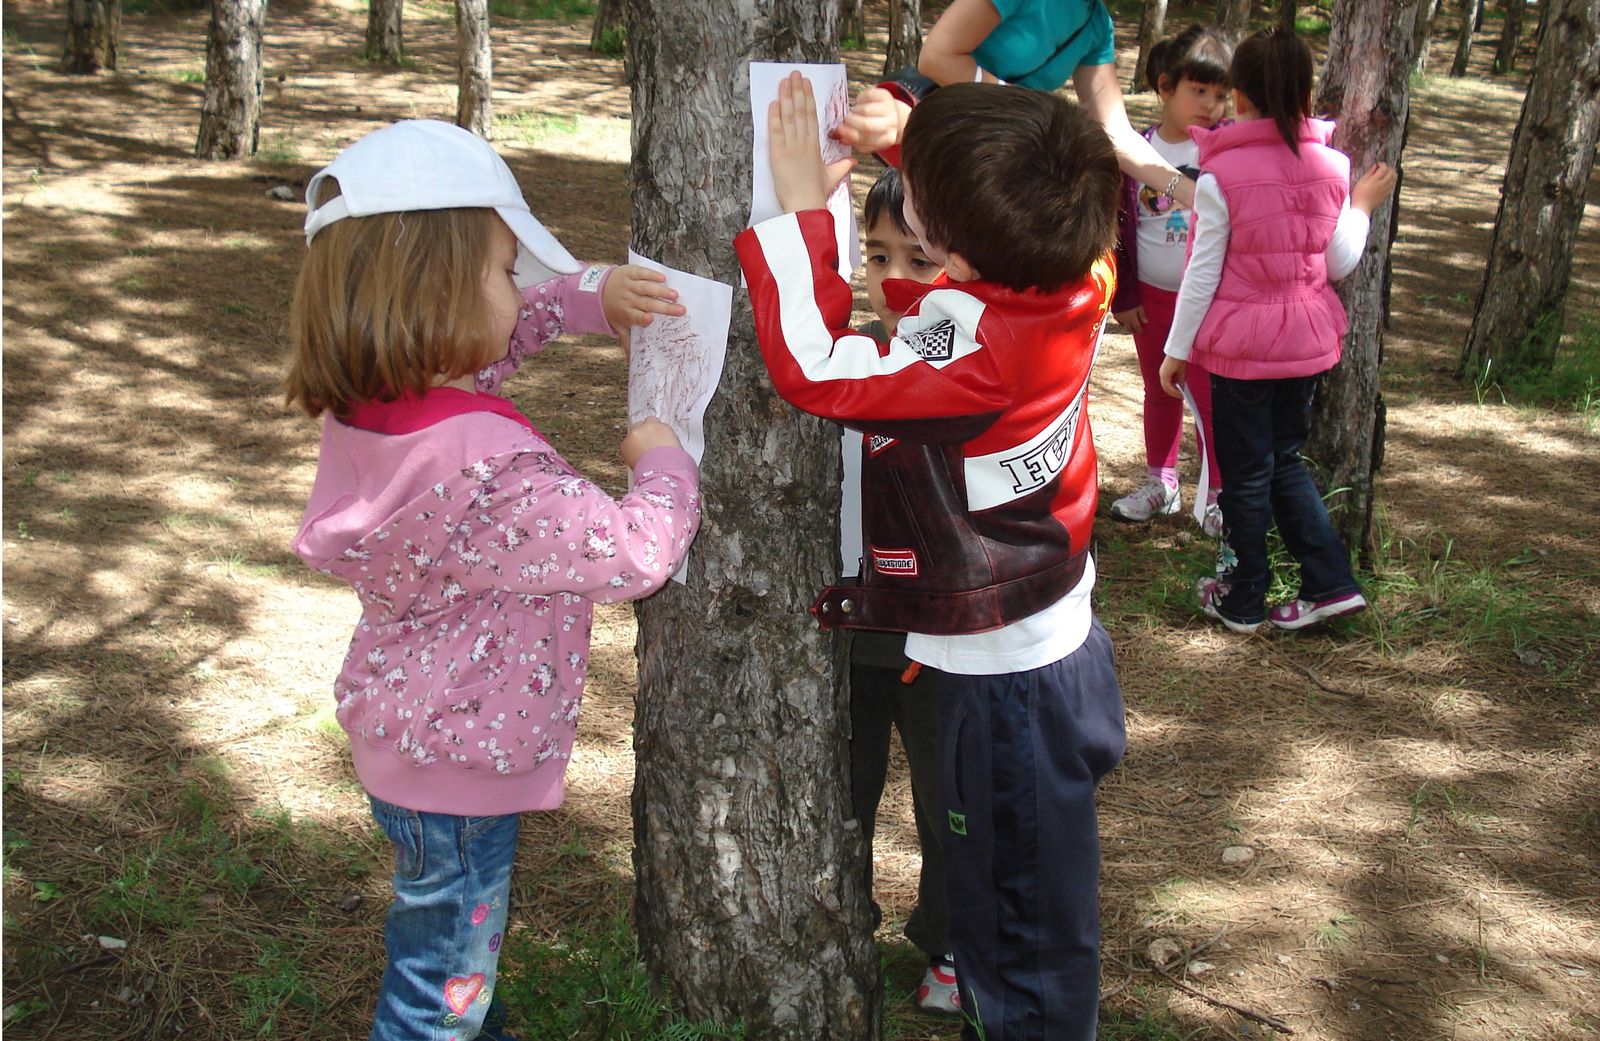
[1413, 0, 1442, 71]
[1218, 0, 1252, 39]
[60, 0, 119, 73]
[590, 0, 623, 53]
[455, 0, 492, 137]
[1492, 0, 1524, 71]
[1459, 0, 1600, 377]
[195, 0, 266, 159]
[626, 2, 880, 1039]
[1278, 0, 1299, 30]
[884, 0, 923, 78]
[1450, 0, 1477, 74]
[1132, 0, 1170, 92]
[365, 0, 404, 64]
[839, 0, 865, 44]
[1305, 0, 1420, 558]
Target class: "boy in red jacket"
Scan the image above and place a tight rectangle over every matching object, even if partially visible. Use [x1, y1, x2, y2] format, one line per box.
[736, 75, 1126, 1041]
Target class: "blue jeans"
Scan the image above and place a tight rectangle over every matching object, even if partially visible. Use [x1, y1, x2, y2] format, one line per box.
[368, 796, 520, 1041]
[1209, 373, 1359, 621]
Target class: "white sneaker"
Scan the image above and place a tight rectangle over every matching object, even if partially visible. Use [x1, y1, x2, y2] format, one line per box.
[1201, 500, 1225, 538]
[915, 954, 961, 1015]
[1110, 476, 1180, 522]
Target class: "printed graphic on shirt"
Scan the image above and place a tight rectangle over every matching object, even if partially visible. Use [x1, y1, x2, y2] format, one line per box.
[870, 546, 920, 578]
[866, 433, 897, 456]
[900, 319, 957, 362]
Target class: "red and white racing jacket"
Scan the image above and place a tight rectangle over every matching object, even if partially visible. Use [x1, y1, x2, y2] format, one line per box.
[735, 209, 1114, 635]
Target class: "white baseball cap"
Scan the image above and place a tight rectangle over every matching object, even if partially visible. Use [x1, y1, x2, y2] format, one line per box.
[304, 119, 582, 287]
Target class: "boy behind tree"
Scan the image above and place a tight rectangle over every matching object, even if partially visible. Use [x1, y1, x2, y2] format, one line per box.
[736, 76, 1127, 1041]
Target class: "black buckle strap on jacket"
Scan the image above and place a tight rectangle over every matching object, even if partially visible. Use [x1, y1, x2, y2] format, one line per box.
[810, 549, 1087, 635]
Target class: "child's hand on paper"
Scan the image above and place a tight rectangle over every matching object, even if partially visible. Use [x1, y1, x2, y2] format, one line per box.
[603, 264, 685, 331]
[769, 71, 855, 214]
[622, 417, 683, 468]
[835, 85, 912, 154]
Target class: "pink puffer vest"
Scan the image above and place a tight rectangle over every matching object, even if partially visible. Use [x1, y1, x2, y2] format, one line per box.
[1189, 118, 1350, 380]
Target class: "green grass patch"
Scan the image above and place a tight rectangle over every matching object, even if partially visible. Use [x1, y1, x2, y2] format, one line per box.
[171, 66, 206, 84]
[235, 938, 323, 1035]
[496, 111, 582, 144]
[1477, 313, 1600, 423]
[499, 914, 745, 1040]
[487, 0, 596, 20]
[592, 24, 625, 57]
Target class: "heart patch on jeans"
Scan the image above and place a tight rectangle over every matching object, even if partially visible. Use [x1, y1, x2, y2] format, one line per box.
[444, 973, 485, 1015]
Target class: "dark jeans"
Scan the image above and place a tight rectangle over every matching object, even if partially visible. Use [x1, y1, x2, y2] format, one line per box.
[1210, 373, 1360, 621]
[930, 620, 1126, 1041]
[849, 651, 950, 959]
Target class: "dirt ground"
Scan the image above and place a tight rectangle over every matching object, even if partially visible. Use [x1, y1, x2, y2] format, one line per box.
[3, 1, 1598, 1039]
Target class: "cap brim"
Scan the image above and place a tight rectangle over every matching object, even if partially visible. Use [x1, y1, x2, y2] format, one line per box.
[501, 206, 582, 289]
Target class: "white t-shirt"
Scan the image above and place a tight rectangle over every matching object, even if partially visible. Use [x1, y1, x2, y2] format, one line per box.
[905, 555, 1096, 675]
[1134, 132, 1201, 292]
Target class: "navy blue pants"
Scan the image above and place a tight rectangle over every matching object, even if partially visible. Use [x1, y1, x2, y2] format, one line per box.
[930, 619, 1126, 1041]
[1210, 373, 1360, 621]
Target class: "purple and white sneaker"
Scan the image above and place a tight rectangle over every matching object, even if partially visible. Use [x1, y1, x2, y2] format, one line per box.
[1268, 591, 1368, 630]
[1197, 576, 1262, 634]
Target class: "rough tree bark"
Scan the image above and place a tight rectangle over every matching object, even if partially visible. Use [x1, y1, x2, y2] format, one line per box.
[1450, 0, 1477, 74]
[1132, 0, 1170, 92]
[194, 0, 266, 159]
[454, 0, 492, 137]
[1492, 0, 1524, 71]
[1305, 0, 1419, 557]
[1278, 0, 1299, 30]
[1218, 0, 1252, 39]
[590, 0, 623, 52]
[1459, 0, 1600, 376]
[60, 0, 120, 73]
[840, 0, 865, 44]
[884, 0, 923, 77]
[364, 0, 404, 64]
[626, 2, 880, 1039]
[1413, 0, 1442, 71]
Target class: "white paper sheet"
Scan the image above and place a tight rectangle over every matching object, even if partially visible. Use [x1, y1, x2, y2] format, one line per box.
[839, 430, 864, 578]
[748, 61, 860, 281]
[625, 250, 733, 584]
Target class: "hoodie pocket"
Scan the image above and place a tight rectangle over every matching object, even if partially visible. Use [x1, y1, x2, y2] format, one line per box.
[412, 609, 529, 769]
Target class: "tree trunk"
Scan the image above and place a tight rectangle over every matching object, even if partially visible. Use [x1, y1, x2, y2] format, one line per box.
[626, 3, 880, 1040]
[1131, 0, 1170, 92]
[1450, 0, 1477, 74]
[194, 0, 266, 159]
[1218, 0, 1252, 39]
[455, 0, 492, 137]
[1278, 0, 1299, 30]
[1413, 0, 1442, 71]
[840, 0, 865, 44]
[1492, 0, 1524, 71]
[1305, 0, 1420, 558]
[364, 0, 404, 64]
[60, 0, 119, 73]
[884, 0, 923, 78]
[590, 0, 623, 53]
[1459, 0, 1600, 377]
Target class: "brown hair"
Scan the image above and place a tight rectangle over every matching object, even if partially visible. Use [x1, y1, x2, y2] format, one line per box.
[285, 179, 508, 419]
[1231, 28, 1314, 154]
[899, 83, 1119, 293]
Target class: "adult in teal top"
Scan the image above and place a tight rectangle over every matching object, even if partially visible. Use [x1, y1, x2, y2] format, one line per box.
[972, 0, 1116, 90]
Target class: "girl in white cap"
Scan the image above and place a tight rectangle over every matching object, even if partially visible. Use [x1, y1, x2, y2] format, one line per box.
[285, 119, 702, 1041]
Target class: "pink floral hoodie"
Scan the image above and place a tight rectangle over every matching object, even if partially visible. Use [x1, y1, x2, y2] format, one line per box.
[293, 270, 701, 816]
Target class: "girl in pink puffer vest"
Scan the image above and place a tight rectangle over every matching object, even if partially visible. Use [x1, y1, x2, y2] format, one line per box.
[1156, 29, 1396, 633]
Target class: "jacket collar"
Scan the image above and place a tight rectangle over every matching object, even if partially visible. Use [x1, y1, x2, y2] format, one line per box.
[1193, 117, 1336, 164]
[343, 386, 537, 436]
